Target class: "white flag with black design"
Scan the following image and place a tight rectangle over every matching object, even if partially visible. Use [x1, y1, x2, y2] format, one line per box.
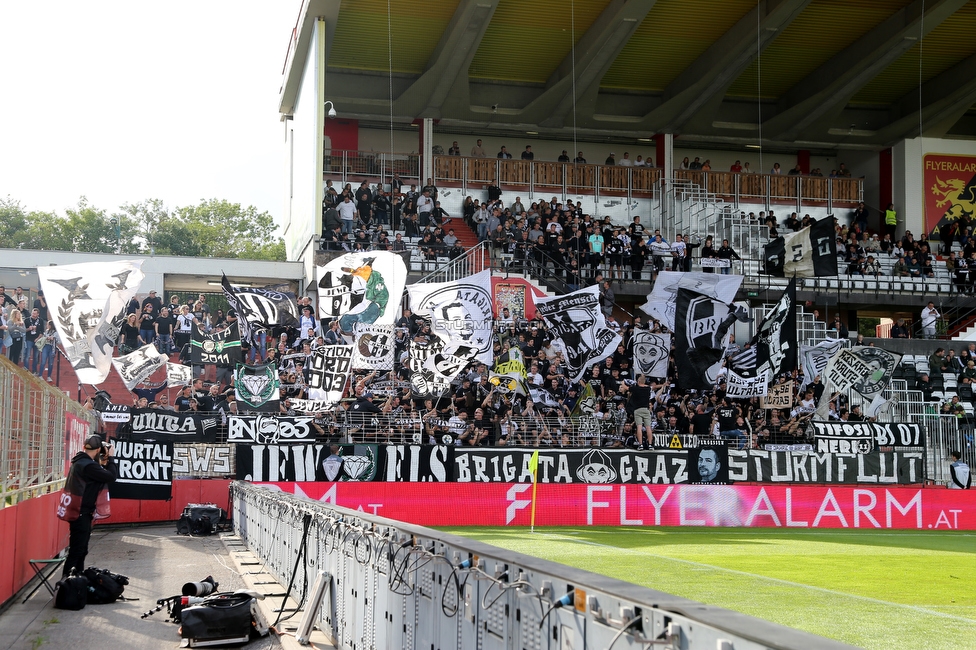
[673, 288, 750, 390]
[407, 269, 495, 365]
[631, 331, 670, 378]
[112, 344, 165, 390]
[307, 344, 353, 408]
[535, 285, 621, 383]
[799, 339, 847, 389]
[38, 260, 145, 385]
[640, 271, 742, 331]
[351, 323, 396, 370]
[406, 339, 453, 397]
[166, 362, 193, 388]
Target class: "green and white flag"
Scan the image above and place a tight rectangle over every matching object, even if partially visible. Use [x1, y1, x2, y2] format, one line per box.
[234, 363, 280, 412]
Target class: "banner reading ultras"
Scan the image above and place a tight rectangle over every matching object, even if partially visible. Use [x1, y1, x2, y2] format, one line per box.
[923, 153, 976, 237]
[259, 483, 974, 530]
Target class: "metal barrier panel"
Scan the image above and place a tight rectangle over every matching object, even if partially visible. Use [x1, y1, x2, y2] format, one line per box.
[230, 481, 856, 650]
[0, 356, 97, 505]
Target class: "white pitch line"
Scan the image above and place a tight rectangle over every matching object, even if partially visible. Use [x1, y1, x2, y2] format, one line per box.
[539, 533, 976, 625]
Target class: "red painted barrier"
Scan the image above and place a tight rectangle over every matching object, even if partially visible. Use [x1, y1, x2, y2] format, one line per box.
[0, 493, 70, 606]
[260, 482, 976, 530]
[103, 479, 233, 524]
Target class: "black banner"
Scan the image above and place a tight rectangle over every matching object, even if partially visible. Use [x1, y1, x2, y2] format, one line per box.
[236, 443, 379, 482]
[728, 449, 925, 484]
[108, 441, 174, 500]
[382, 444, 454, 482]
[454, 448, 690, 484]
[191, 321, 243, 365]
[127, 408, 219, 443]
[227, 415, 317, 444]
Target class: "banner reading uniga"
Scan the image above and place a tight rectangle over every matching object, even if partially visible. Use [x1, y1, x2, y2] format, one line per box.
[258, 482, 974, 530]
[923, 153, 976, 237]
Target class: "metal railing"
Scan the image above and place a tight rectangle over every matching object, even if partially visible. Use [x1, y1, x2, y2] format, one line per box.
[0, 356, 96, 506]
[322, 150, 863, 210]
[230, 481, 854, 650]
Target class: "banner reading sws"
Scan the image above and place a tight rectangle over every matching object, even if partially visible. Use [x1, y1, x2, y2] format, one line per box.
[924, 153, 976, 238]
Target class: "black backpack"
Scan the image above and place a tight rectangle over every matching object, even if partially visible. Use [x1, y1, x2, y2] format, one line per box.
[54, 573, 89, 610]
[83, 567, 129, 604]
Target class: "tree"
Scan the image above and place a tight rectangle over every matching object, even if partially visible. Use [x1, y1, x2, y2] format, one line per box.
[166, 199, 284, 260]
[0, 197, 29, 249]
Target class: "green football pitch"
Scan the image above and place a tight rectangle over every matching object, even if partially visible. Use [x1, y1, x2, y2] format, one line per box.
[443, 527, 976, 650]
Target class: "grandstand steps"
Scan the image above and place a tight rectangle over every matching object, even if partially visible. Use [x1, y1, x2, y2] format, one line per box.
[952, 319, 976, 341]
[50, 350, 179, 408]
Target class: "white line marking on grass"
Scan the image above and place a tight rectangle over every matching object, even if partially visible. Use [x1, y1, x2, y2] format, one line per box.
[539, 533, 976, 625]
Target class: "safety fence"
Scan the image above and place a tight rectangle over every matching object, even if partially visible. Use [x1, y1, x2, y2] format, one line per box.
[230, 480, 858, 649]
[0, 356, 96, 506]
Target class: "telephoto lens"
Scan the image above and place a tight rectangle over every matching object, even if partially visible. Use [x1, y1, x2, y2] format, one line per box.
[182, 575, 218, 597]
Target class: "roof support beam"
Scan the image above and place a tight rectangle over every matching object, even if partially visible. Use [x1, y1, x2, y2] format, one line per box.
[642, 0, 812, 133]
[393, 0, 501, 119]
[515, 0, 658, 127]
[764, 0, 968, 141]
[876, 52, 976, 144]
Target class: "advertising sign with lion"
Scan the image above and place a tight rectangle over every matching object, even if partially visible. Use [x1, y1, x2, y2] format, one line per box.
[924, 153, 976, 238]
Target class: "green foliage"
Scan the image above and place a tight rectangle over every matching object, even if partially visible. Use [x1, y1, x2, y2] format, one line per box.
[0, 196, 285, 260]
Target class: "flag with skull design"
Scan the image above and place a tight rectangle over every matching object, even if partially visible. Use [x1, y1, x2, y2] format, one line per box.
[535, 286, 622, 383]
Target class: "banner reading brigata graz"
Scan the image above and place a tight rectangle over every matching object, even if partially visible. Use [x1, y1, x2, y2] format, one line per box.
[258, 483, 975, 530]
[236, 445, 922, 485]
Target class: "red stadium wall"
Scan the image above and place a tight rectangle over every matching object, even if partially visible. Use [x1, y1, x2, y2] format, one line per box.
[260, 482, 975, 530]
[0, 493, 70, 606]
[106, 479, 232, 523]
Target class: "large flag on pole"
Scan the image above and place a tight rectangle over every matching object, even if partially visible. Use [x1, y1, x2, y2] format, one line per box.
[222, 275, 299, 344]
[535, 286, 621, 383]
[38, 260, 145, 385]
[407, 269, 495, 365]
[673, 288, 749, 390]
[763, 219, 838, 277]
[317, 252, 407, 331]
[639, 271, 742, 331]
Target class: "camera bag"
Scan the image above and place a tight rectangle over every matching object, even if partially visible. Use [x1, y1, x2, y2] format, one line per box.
[180, 593, 253, 646]
[54, 573, 89, 610]
[177, 503, 226, 536]
[83, 567, 129, 604]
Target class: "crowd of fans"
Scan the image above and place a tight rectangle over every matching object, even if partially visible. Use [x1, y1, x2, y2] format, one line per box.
[0, 285, 57, 381]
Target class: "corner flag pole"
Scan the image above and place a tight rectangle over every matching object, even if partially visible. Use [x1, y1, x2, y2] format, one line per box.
[529, 450, 539, 533]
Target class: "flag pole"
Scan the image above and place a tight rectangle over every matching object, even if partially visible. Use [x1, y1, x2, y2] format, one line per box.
[529, 449, 539, 533]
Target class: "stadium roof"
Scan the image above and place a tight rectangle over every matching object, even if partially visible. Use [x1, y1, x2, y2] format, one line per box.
[282, 0, 976, 151]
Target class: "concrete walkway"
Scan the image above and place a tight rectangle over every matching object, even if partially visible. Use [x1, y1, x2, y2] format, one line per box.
[0, 525, 286, 650]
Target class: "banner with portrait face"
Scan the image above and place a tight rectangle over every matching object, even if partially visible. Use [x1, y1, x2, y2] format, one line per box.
[632, 332, 670, 378]
[407, 269, 495, 365]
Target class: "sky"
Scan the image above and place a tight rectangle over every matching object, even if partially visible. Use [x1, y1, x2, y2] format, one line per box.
[0, 1, 300, 224]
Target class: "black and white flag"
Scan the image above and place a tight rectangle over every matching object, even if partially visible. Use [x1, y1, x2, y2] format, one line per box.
[38, 260, 145, 385]
[228, 415, 317, 444]
[764, 219, 838, 277]
[166, 362, 193, 387]
[535, 286, 622, 383]
[308, 345, 353, 408]
[407, 269, 495, 365]
[351, 323, 396, 370]
[631, 332, 670, 378]
[674, 288, 748, 390]
[191, 321, 243, 365]
[406, 339, 453, 397]
[235, 363, 281, 412]
[112, 344, 166, 390]
[640, 271, 742, 331]
[746, 277, 798, 385]
[222, 275, 299, 344]
[109, 441, 173, 500]
[128, 408, 219, 443]
[799, 339, 847, 389]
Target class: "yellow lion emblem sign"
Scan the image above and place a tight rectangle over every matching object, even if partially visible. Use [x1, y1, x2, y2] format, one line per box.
[924, 154, 976, 237]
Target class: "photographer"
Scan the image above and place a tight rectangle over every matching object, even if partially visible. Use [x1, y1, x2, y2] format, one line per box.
[62, 435, 117, 577]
